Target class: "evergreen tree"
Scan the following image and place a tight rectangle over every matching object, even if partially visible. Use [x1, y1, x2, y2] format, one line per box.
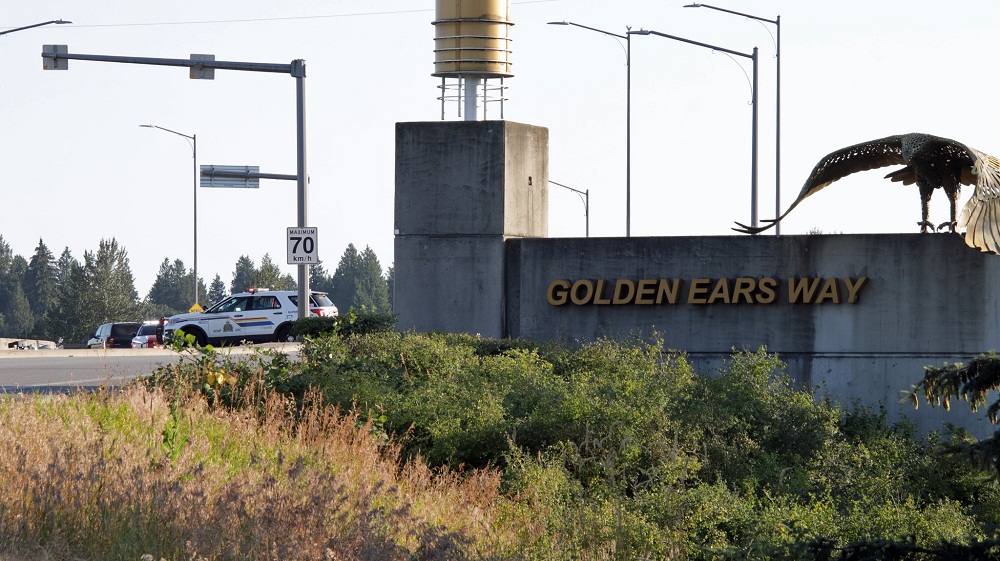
[385, 264, 395, 311]
[137, 300, 179, 322]
[46, 248, 78, 340]
[23, 239, 58, 321]
[55, 247, 79, 289]
[253, 254, 295, 291]
[329, 244, 390, 312]
[231, 255, 256, 293]
[80, 239, 139, 327]
[208, 274, 227, 305]
[184, 271, 210, 310]
[2, 286, 33, 338]
[0, 236, 31, 337]
[0, 237, 14, 313]
[192, 270, 213, 308]
[0, 235, 12, 276]
[330, 244, 361, 311]
[309, 261, 335, 294]
[147, 258, 187, 313]
[9, 255, 27, 282]
[66, 261, 94, 342]
[146, 258, 208, 313]
[355, 246, 390, 312]
[48, 249, 90, 342]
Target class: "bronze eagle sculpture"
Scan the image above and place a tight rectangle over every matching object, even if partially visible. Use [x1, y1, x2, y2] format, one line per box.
[733, 133, 1000, 254]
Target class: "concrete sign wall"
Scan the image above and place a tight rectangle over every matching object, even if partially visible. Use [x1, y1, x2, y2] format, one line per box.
[507, 234, 998, 355]
[504, 233, 1000, 436]
[395, 120, 997, 437]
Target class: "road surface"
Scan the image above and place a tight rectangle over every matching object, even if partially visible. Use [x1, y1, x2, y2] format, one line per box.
[0, 343, 300, 391]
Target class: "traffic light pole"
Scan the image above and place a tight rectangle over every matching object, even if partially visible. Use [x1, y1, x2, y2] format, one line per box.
[41, 47, 312, 320]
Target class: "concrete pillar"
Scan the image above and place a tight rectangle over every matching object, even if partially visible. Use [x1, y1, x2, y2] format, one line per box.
[394, 121, 548, 337]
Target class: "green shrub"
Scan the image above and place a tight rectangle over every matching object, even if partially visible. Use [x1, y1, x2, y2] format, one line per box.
[279, 334, 1000, 558]
[294, 332, 701, 473]
[140, 331, 297, 413]
[290, 316, 339, 338]
[437, 332, 553, 358]
[297, 331, 562, 467]
[290, 308, 396, 339]
[678, 348, 840, 497]
[335, 308, 396, 336]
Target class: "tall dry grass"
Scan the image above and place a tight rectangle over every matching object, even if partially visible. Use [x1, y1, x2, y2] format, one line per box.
[0, 382, 537, 560]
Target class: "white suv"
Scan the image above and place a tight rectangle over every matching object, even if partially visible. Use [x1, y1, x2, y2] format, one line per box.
[162, 289, 338, 346]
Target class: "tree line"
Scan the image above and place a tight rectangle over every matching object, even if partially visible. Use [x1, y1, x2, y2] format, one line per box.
[0, 236, 391, 343]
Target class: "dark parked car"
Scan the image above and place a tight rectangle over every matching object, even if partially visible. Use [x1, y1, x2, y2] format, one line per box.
[87, 322, 141, 349]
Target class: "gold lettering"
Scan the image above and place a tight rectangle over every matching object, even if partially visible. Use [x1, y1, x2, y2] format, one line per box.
[732, 278, 756, 304]
[788, 277, 822, 304]
[613, 279, 637, 304]
[757, 278, 778, 304]
[551, 276, 866, 306]
[547, 280, 570, 306]
[593, 279, 613, 305]
[635, 279, 657, 305]
[707, 278, 731, 304]
[844, 277, 868, 303]
[570, 280, 595, 305]
[657, 279, 681, 304]
[688, 278, 710, 304]
[815, 278, 841, 303]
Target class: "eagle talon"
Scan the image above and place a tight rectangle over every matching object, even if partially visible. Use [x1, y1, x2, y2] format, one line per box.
[731, 221, 774, 235]
[917, 220, 935, 233]
[936, 221, 957, 233]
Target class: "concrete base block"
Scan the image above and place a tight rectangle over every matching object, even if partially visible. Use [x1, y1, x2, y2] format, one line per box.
[394, 236, 505, 338]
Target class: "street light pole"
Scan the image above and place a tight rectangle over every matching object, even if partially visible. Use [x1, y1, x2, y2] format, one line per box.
[548, 21, 632, 237]
[0, 19, 71, 37]
[140, 124, 199, 308]
[549, 180, 590, 237]
[685, 4, 780, 234]
[632, 29, 759, 229]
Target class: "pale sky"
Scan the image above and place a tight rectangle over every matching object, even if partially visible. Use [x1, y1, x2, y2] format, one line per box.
[3, 1, 998, 297]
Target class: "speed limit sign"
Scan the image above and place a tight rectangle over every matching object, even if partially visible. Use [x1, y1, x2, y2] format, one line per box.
[287, 227, 318, 264]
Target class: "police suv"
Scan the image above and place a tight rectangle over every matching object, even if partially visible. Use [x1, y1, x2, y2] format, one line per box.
[161, 288, 338, 346]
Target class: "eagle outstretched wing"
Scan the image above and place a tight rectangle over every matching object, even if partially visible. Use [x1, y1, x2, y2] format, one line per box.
[733, 135, 907, 234]
[959, 148, 1000, 254]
